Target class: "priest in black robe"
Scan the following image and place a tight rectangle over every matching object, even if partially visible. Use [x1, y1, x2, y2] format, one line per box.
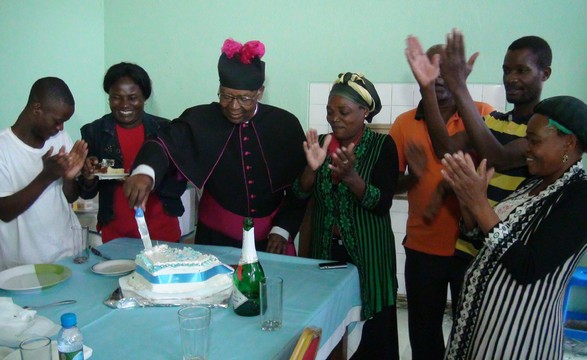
[124, 39, 307, 254]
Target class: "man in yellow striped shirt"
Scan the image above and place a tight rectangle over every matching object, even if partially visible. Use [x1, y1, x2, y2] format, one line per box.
[428, 29, 552, 258]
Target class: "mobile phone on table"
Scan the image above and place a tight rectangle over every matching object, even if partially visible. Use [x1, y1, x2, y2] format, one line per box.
[318, 261, 347, 270]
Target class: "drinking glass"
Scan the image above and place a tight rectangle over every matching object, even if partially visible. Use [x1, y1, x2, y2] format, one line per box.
[19, 336, 51, 360]
[178, 305, 211, 360]
[260, 277, 283, 331]
[71, 225, 90, 264]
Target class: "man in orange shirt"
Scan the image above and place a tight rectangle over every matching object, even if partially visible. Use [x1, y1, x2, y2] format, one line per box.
[390, 44, 493, 360]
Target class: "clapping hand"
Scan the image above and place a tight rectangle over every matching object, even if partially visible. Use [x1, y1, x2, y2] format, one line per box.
[329, 144, 356, 181]
[41, 140, 88, 181]
[405, 141, 427, 180]
[405, 35, 440, 88]
[65, 140, 88, 180]
[303, 129, 331, 171]
[405, 141, 448, 224]
[423, 181, 450, 224]
[440, 28, 479, 92]
[41, 146, 68, 181]
[442, 151, 501, 233]
[441, 151, 493, 211]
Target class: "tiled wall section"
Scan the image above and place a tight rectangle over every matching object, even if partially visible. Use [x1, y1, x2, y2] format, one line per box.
[308, 82, 507, 295]
[308, 82, 506, 134]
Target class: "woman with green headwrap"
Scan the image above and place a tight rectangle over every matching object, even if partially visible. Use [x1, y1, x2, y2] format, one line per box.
[442, 96, 587, 359]
[293, 72, 400, 359]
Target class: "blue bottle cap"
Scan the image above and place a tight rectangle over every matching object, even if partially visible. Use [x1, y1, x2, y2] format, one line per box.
[60, 313, 77, 327]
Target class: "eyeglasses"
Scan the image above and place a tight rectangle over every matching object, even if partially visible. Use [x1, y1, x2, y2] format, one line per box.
[218, 92, 257, 106]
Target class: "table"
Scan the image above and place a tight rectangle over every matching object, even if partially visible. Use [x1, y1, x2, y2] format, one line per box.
[2, 238, 361, 359]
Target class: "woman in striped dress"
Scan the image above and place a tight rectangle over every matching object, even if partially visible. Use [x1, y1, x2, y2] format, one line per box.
[441, 96, 587, 359]
[293, 72, 399, 359]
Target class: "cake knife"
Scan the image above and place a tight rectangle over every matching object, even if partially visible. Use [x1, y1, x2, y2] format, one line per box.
[135, 207, 153, 250]
[90, 246, 112, 261]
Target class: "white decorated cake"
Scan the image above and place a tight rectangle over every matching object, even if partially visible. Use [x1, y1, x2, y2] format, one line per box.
[120, 244, 234, 304]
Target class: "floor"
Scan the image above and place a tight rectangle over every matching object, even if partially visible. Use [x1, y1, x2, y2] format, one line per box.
[395, 298, 587, 359]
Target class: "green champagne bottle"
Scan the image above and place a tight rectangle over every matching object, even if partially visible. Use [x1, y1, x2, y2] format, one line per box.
[232, 217, 266, 316]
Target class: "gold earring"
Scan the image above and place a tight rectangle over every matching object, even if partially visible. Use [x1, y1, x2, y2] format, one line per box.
[562, 153, 569, 163]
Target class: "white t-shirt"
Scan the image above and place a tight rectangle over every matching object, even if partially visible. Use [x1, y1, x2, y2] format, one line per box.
[0, 128, 81, 270]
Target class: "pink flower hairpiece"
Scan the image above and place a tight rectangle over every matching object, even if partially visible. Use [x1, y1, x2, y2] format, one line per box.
[221, 39, 265, 64]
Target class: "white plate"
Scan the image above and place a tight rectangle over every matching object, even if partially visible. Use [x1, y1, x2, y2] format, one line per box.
[97, 173, 128, 180]
[91, 260, 136, 276]
[4, 341, 92, 360]
[0, 264, 71, 292]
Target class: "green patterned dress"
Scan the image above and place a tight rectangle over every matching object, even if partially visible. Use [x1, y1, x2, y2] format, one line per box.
[293, 127, 399, 319]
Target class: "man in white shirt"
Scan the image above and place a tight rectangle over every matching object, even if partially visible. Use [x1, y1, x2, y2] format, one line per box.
[0, 77, 88, 270]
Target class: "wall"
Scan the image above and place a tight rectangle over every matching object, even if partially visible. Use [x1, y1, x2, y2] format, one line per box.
[0, 0, 106, 134]
[2, 1, 587, 129]
[100, 0, 587, 123]
[308, 82, 506, 133]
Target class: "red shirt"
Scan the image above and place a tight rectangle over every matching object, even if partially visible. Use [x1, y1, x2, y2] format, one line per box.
[100, 123, 180, 243]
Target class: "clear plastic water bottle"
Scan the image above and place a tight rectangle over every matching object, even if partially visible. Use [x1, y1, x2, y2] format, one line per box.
[57, 313, 84, 360]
